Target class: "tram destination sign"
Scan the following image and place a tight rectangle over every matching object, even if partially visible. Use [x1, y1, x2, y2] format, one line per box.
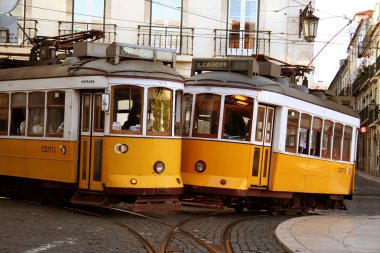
[191, 58, 258, 77]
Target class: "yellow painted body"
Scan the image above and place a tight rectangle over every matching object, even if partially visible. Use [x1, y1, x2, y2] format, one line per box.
[182, 139, 355, 195]
[102, 137, 183, 189]
[181, 139, 270, 190]
[0, 136, 183, 193]
[271, 153, 355, 195]
[0, 139, 77, 183]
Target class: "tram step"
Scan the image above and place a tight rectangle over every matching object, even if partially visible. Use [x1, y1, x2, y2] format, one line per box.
[133, 196, 182, 212]
[70, 191, 110, 206]
[180, 195, 224, 210]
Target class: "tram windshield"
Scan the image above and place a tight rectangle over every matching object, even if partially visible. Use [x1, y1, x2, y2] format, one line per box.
[222, 95, 253, 141]
[112, 86, 143, 134]
[147, 87, 172, 135]
[193, 93, 221, 138]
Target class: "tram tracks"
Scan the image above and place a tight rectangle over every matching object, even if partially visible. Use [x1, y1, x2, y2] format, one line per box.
[64, 205, 274, 253]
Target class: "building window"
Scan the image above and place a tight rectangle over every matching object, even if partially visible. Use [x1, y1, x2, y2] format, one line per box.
[28, 92, 45, 136]
[148, 0, 184, 51]
[74, 0, 104, 24]
[151, 0, 181, 26]
[322, 120, 333, 159]
[285, 110, 299, 153]
[182, 93, 193, 136]
[298, 114, 311, 155]
[47, 91, 65, 137]
[310, 117, 322, 157]
[228, 0, 258, 50]
[222, 95, 253, 141]
[0, 93, 9, 135]
[10, 93, 26, 136]
[342, 126, 353, 162]
[193, 93, 221, 138]
[147, 87, 172, 135]
[112, 86, 143, 134]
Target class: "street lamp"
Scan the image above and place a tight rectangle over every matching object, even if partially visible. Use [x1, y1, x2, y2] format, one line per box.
[299, 1, 319, 42]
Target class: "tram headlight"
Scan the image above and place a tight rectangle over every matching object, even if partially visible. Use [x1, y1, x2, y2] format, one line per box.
[153, 161, 165, 174]
[195, 160, 206, 173]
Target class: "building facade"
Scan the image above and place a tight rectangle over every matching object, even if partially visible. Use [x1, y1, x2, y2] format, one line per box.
[1, 0, 316, 78]
[329, 5, 380, 177]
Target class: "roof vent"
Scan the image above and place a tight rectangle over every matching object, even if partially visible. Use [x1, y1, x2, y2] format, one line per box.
[312, 92, 327, 100]
[294, 85, 309, 94]
[61, 56, 81, 66]
[275, 77, 290, 86]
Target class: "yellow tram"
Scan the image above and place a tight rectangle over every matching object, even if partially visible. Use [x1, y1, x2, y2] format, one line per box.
[0, 43, 184, 210]
[181, 58, 360, 212]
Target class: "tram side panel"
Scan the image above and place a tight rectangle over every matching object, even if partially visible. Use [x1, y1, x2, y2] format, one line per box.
[0, 88, 78, 185]
[269, 105, 356, 196]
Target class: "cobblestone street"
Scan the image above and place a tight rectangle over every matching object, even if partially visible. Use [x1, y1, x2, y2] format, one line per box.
[0, 199, 290, 253]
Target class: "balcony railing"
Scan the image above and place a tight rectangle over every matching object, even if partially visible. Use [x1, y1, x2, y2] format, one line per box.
[352, 66, 372, 95]
[214, 29, 271, 57]
[137, 25, 194, 56]
[360, 105, 370, 123]
[0, 18, 37, 47]
[58, 21, 117, 43]
[360, 104, 380, 125]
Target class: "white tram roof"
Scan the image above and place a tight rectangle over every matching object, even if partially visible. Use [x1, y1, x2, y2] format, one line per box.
[186, 71, 359, 118]
[0, 58, 184, 82]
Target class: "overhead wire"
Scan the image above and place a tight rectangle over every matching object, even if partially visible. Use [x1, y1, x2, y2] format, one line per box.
[11, 1, 359, 48]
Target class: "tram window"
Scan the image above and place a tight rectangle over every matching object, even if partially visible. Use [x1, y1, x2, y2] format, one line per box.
[10, 93, 26, 136]
[147, 87, 172, 135]
[82, 94, 91, 133]
[174, 90, 183, 136]
[182, 93, 193, 137]
[265, 107, 274, 143]
[0, 93, 9, 135]
[193, 93, 221, 138]
[28, 92, 45, 136]
[93, 94, 105, 132]
[255, 106, 265, 142]
[332, 123, 343, 160]
[285, 110, 299, 153]
[222, 95, 253, 141]
[298, 114, 311, 155]
[322, 120, 333, 159]
[342, 126, 353, 162]
[111, 86, 143, 134]
[47, 91, 65, 137]
[310, 117, 322, 157]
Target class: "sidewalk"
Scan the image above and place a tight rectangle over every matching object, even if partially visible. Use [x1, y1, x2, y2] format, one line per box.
[275, 171, 380, 253]
[275, 215, 380, 253]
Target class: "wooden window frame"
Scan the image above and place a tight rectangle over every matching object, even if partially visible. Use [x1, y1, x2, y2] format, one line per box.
[27, 91, 46, 137]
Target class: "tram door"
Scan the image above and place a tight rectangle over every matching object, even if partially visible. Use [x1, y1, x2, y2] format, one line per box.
[78, 92, 105, 191]
[250, 105, 275, 187]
